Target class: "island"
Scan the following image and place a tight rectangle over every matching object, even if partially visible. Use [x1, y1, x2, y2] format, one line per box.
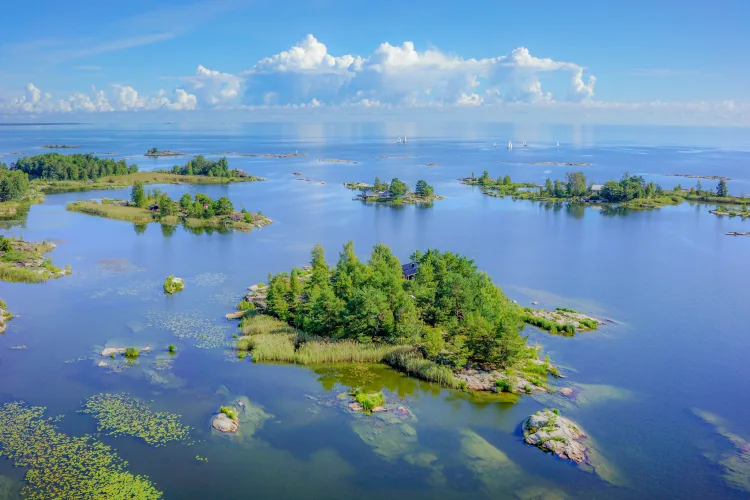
[666, 173, 732, 181]
[0, 235, 71, 283]
[144, 147, 186, 157]
[42, 144, 80, 149]
[318, 158, 358, 164]
[0, 161, 43, 220]
[345, 177, 442, 204]
[710, 206, 749, 219]
[67, 185, 272, 232]
[232, 242, 562, 394]
[10, 153, 265, 194]
[462, 170, 750, 210]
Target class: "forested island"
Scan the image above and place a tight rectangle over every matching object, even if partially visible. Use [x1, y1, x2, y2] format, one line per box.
[232, 242, 571, 394]
[345, 177, 442, 204]
[9, 153, 264, 193]
[462, 171, 750, 209]
[0, 235, 70, 283]
[42, 144, 80, 149]
[67, 183, 272, 232]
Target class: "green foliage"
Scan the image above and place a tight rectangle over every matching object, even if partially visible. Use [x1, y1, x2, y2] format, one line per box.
[389, 177, 409, 197]
[237, 299, 253, 311]
[163, 275, 184, 294]
[0, 236, 13, 252]
[262, 242, 526, 370]
[12, 153, 138, 181]
[495, 379, 512, 392]
[81, 393, 192, 447]
[168, 344, 176, 353]
[717, 179, 728, 197]
[565, 172, 588, 197]
[131, 182, 147, 208]
[220, 406, 239, 421]
[0, 164, 31, 202]
[170, 156, 240, 178]
[415, 179, 434, 197]
[124, 347, 140, 358]
[551, 408, 560, 415]
[555, 307, 580, 313]
[353, 389, 385, 411]
[0, 402, 162, 499]
[384, 348, 460, 388]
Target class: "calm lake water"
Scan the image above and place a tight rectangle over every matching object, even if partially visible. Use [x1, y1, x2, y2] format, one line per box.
[0, 123, 749, 499]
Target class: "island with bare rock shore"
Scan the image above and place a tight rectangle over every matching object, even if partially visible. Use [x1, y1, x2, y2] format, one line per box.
[0, 235, 71, 283]
[42, 144, 81, 149]
[346, 177, 442, 205]
[67, 184, 272, 233]
[318, 158, 358, 164]
[144, 147, 186, 157]
[230, 242, 570, 395]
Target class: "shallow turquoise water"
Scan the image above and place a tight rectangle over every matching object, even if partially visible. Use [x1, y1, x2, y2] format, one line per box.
[0, 123, 748, 499]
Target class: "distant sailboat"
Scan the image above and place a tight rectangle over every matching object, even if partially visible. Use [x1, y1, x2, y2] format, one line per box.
[522, 140, 528, 147]
[397, 137, 402, 144]
[507, 140, 513, 151]
[404, 136, 408, 143]
[556, 141, 560, 148]
[493, 142, 497, 148]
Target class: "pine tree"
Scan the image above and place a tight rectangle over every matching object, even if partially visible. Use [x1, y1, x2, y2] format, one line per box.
[717, 179, 728, 197]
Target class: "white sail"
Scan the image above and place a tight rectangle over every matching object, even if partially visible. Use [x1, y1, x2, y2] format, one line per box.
[556, 141, 560, 147]
[493, 142, 497, 148]
[404, 136, 408, 143]
[507, 140, 513, 150]
[397, 136, 402, 143]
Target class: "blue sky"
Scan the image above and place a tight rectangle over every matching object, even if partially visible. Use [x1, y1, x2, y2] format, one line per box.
[0, 0, 748, 124]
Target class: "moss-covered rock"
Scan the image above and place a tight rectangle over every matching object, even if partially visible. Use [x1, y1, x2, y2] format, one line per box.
[163, 276, 184, 294]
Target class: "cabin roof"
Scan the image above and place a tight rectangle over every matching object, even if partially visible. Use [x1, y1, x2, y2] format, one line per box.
[401, 262, 419, 278]
[590, 184, 604, 191]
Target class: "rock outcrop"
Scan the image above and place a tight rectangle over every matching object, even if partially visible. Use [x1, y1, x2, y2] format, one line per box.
[211, 413, 239, 433]
[523, 409, 588, 463]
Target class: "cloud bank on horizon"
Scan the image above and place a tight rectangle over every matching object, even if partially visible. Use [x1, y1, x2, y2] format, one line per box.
[0, 34, 746, 124]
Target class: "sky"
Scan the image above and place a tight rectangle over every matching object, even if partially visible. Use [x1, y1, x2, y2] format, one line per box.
[0, 0, 748, 125]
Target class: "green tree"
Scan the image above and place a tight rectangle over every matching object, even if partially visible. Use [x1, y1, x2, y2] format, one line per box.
[267, 275, 292, 321]
[131, 182, 147, 208]
[565, 172, 588, 197]
[544, 178, 554, 196]
[479, 170, 490, 186]
[553, 180, 566, 198]
[389, 178, 408, 197]
[309, 243, 329, 287]
[717, 179, 728, 197]
[415, 180, 433, 197]
[213, 196, 234, 215]
[503, 175, 512, 186]
[179, 193, 192, 210]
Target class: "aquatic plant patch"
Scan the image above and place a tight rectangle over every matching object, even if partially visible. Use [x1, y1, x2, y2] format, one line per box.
[144, 309, 232, 348]
[0, 401, 162, 499]
[81, 393, 192, 446]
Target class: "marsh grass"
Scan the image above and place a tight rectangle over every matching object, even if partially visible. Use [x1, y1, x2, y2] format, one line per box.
[236, 314, 401, 364]
[67, 200, 154, 223]
[0, 264, 48, 283]
[352, 389, 385, 411]
[124, 347, 140, 359]
[0, 401, 162, 499]
[384, 347, 460, 388]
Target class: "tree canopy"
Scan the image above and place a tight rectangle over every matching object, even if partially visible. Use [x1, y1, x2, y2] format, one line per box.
[170, 156, 239, 178]
[12, 153, 137, 181]
[263, 242, 526, 369]
[0, 163, 31, 202]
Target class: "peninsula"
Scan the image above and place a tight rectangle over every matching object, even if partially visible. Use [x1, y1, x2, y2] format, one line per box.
[10, 153, 265, 193]
[346, 177, 442, 204]
[67, 184, 272, 232]
[232, 242, 562, 394]
[0, 235, 71, 283]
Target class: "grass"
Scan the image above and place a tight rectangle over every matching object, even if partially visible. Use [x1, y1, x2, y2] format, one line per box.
[384, 347, 460, 388]
[124, 347, 140, 359]
[66, 200, 154, 223]
[495, 379, 513, 392]
[353, 389, 385, 411]
[555, 307, 580, 314]
[0, 264, 49, 283]
[220, 406, 238, 422]
[0, 237, 68, 283]
[235, 313, 401, 364]
[522, 314, 576, 336]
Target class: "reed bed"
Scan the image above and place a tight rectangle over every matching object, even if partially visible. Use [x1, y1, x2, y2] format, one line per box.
[384, 347, 460, 388]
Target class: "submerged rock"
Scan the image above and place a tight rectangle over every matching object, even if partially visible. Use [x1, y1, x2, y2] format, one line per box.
[693, 408, 750, 493]
[523, 410, 587, 463]
[559, 388, 574, 397]
[212, 413, 239, 433]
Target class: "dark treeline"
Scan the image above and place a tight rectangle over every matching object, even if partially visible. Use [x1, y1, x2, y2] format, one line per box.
[264, 242, 526, 369]
[12, 153, 137, 181]
[0, 163, 31, 202]
[131, 183, 238, 219]
[169, 156, 240, 178]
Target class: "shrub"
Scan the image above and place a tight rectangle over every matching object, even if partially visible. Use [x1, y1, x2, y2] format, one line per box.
[124, 347, 140, 359]
[353, 389, 385, 411]
[168, 344, 176, 353]
[163, 276, 184, 294]
[495, 379, 513, 393]
[236, 299, 253, 312]
[551, 408, 560, 415]
[219, 406, 238, 421]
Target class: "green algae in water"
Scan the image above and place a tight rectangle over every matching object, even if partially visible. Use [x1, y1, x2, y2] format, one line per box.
[81, 393, 192, 447]
[0, 401, 162, 499]
[144, 309, 231, 349]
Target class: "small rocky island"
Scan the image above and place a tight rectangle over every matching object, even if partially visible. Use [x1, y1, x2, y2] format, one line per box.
[67, 185, 272, 232]
[163, 276, 184, 294]
[710, 206, 749, 219]
[0, 236, 71, 283]
[522, 307, 604, 335]
[0, 299, 13, 333]
[144, 147, 186, 157]
[346, 177, 442, 204]
[42, 144, 80, 149]
[523, 409, 588, 462]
